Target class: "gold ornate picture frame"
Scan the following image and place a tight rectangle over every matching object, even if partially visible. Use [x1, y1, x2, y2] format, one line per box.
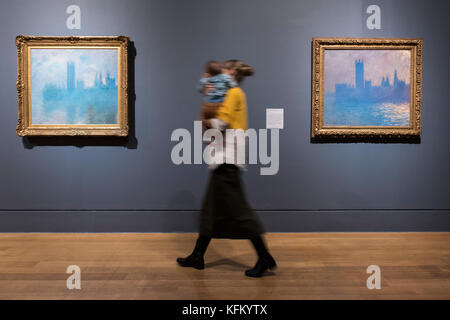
[16, 35, 129, 136]
[311, 38, 422, 139]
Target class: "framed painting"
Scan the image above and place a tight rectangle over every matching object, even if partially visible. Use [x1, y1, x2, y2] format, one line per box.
[311, 38, 422, 139]
[16, 35, 129, 136]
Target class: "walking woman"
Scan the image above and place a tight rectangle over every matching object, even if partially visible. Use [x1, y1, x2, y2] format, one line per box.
[177, 59, 277, 277]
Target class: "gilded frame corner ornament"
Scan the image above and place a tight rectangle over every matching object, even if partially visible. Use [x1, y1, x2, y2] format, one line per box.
[16, 35, 130, 136]
[311, 37, 422, 140]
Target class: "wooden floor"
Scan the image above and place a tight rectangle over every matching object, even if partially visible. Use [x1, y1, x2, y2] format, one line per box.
[0, 233, 448, 299]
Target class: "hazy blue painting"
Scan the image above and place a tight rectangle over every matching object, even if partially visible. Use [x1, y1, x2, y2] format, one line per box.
[30, 48, 118, 124]
[324, 50, 411, 127]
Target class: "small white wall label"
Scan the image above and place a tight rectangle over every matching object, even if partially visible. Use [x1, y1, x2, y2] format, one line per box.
[266, 108, 284, 129]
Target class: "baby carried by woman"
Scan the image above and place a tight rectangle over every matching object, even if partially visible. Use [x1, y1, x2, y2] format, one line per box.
[198, 60, 237, 123]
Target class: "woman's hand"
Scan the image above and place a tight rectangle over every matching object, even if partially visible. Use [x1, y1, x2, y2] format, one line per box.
[202, 83, 215, 95]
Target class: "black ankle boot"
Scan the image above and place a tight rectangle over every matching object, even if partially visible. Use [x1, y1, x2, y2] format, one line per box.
[245, 254, 277, 277]
[177, 235, 210, 270]
[177, 253, 205, 270]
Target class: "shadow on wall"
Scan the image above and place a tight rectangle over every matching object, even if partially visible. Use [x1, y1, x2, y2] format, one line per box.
[21, 41, 138, 149]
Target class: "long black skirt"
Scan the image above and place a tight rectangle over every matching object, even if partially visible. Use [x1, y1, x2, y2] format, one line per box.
[199, 164, 264, 239]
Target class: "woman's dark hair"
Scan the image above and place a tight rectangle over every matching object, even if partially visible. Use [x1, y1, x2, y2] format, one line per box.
[223, 59, 254, 83]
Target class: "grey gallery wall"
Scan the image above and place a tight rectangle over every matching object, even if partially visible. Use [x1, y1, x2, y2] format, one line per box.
[0, 0, 449, 232]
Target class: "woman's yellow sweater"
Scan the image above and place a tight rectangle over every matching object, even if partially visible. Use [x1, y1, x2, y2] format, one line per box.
[215, 87, 248, 130]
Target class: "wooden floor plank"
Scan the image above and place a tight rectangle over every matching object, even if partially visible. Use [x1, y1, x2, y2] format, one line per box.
[0, 233, 448, 299]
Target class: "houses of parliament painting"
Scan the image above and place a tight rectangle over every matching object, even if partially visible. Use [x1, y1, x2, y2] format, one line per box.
[311, 38, 422, 139]
[323, 49, 411, 127]
[16, 36, 130, 136]
[30, 48, 119, 125]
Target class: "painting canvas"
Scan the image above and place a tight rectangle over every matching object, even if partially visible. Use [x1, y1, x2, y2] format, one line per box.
[31, 49, 119, 125]
[324, 50, 410, 127]
[16, 36, 129, 136]
[311, 38, 422, 139]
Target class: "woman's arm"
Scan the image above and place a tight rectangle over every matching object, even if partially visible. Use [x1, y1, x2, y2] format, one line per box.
[204, 88, 239, 130]
[215, 88, 239, 125]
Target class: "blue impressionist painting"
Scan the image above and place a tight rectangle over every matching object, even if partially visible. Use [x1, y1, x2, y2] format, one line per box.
[30, 48, 118, 124]
[324, 50, 411, 127]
